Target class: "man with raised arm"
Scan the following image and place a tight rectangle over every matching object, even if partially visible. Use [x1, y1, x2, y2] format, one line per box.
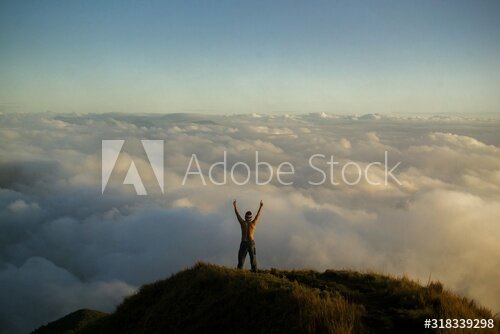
[233, 199, 263, 272]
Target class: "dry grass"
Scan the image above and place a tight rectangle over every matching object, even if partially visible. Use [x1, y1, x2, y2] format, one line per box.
[37, 262, 499, 334]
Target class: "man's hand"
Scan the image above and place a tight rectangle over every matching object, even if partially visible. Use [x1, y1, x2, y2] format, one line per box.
[260, 200, 263, 207]
[233, 200, 237, 208]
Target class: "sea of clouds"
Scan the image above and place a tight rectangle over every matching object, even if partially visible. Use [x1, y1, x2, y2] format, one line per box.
[0, 112, 499, 333]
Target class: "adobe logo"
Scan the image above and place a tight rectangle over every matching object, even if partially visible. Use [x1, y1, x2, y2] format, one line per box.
[101, 140, 164, 195]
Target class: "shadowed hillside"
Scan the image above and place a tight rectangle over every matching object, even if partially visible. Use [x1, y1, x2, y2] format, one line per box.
[33, 263, 499, 334]
[32, 309, 107, 334]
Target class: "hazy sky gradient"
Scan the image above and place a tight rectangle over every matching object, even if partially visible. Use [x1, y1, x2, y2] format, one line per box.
[1, 0, 499, 114]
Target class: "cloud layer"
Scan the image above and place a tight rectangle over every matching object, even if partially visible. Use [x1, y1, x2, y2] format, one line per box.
[0, 112, 499, 333]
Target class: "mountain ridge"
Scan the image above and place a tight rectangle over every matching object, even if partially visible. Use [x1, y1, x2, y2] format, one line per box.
[32, 262, 500, 333]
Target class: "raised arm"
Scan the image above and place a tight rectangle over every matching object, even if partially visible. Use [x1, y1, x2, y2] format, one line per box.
[253, 200, 263, 224]
[233, 200, 244, 223]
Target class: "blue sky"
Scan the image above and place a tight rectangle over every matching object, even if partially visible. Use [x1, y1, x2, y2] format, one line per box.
[1, 0, 499, 114]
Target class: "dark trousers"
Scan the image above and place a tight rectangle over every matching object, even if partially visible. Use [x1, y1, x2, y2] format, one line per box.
[237, 240, 257, 271]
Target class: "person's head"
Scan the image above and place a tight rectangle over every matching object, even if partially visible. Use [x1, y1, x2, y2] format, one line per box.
[245, 211, 253, 221]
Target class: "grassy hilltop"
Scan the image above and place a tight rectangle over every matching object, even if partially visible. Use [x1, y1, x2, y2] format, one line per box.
[33, 262, 499, 334]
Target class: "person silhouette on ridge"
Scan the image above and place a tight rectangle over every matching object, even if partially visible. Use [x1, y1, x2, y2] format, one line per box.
[233, 199, 263, 272]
